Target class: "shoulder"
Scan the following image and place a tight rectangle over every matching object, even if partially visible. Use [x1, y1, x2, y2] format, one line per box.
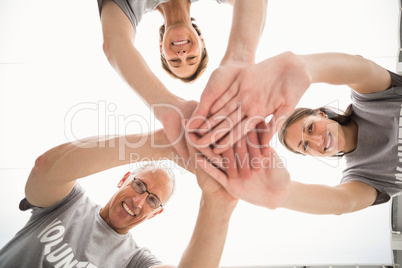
[388, 71, 402, 88]
[129, 246, 162, 267]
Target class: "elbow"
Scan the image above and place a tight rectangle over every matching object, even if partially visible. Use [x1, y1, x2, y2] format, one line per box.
[32, 143, 67, 175]
[102, 39, 113, 63]
[102, 34, 120, 64]
[26, 153, 51, 189]
[332, 199, 359, 216]
[33, 153, 48, 174]
[265, 203, 280, 211]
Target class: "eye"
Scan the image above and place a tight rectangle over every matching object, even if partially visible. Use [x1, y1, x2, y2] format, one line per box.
[187, 56, 196, 60]
[133, 180, 146, 192]
[170, 59, 179, 62]
[308, 124, 313, 133]
[147, 195, 159, 207]
[303, 141, 309, 151]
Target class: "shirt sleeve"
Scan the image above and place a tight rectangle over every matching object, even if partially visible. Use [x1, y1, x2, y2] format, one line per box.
[19, 183, 83, 217]
[388, 70, 402, 88]
[130, 247, 163, 268]
[351, 71, 402, 102]
[340, 176, 391, 206]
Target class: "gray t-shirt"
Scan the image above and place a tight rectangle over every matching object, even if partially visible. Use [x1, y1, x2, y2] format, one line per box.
[0, 183, 161, 268]
[97, 0, 227, 32]
[342, 71, 402, 205]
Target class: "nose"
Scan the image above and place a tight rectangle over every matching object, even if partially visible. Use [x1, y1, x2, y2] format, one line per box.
[133, 193, 147, 208]
[306, 134, 324, 147]
[177, 50, 186, 56]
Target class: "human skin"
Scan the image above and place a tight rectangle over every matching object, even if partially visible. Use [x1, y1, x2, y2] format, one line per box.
[195, 52, 391, 215]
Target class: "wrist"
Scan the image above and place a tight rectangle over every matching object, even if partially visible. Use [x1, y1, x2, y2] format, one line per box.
[220, 51, 255, 67]
[152, 95, 185, 122]
[201, 193, 238, 213]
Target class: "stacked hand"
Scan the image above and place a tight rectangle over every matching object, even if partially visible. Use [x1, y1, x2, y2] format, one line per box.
[156, 99, 199, 164]
[186, 124, 290, 209]
[187, 51, 312, 155]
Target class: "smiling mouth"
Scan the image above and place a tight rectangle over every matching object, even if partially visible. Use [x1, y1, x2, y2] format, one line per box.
[122, 202, 136, 217]
[171, 40, 190, 46]
[324, 133, 332, 151]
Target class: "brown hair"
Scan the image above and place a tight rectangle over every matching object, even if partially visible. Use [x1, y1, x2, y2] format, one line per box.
[278, 105, 353, 157]
[159, 19, 208, 83]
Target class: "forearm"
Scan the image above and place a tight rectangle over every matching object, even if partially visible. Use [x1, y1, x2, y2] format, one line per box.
[279, 181, 374, 215]
[100, 0, 182, 120]
[38, 129, 175, 183]
[104, 40, 182, 117]
[299, 52, 391, 93]
[25, 129, 181, 208]
[221, 0, 267, 64]
[178, 194, 236, 268]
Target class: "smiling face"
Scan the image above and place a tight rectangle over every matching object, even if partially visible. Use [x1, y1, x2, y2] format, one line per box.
[160, 24, 205, 78]
[100, 168, 174, 234]
[284, 113, 347, 157]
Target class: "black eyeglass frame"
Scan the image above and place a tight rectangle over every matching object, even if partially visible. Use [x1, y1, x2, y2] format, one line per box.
[131, 176, 163, 209]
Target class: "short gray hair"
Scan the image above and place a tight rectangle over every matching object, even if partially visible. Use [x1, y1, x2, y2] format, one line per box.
[131, 161, 176, 205]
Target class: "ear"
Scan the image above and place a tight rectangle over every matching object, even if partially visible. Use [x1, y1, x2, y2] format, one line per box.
[315, 110, 328, 119]
[198, 34, 205, 48]
[148, 207, 164, 220]
[159, 42, 163, 54]
[117, 172, 131, 188]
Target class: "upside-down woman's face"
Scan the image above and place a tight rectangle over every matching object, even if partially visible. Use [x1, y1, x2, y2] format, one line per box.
[160, 24, 205, 78]
[284, 114, 346, 157]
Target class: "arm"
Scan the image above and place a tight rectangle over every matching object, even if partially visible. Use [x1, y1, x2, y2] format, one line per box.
[100, 0, 193, 160]
[153, 194, 235, 268]
[187, 0, 268, 139]
[201, 144, 378, 215]
[222, 0, 267, 64]
[280, 180, 378, 215]
[25, 129, 175, 208]
[101, 0, 180, 113]
[299, 53, 391, 94]
[154, 143, 238, 268]
[188, 52, 391, 154]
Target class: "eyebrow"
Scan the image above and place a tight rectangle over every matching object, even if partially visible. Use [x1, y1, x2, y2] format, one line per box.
[297, 124, 306, 150]
[137, 178, 148, 188]
[137, 178, 161, 199]
[172, 62, 197, 68]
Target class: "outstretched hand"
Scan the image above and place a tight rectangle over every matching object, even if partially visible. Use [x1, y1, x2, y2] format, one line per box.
[186, 137, 238, 204]
[156, 99, 199, 163]
[187, 52, 312, 155]
[197, 144, 291, 209]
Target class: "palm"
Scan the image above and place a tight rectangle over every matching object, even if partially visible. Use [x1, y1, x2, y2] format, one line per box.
[201, 147, 291, 208]
[187, 60, 251, 131]
[158, 100, 198, 162]
[187, 143, 236, 202]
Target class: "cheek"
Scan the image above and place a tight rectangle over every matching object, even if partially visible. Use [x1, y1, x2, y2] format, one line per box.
[315, 122, 329, 133]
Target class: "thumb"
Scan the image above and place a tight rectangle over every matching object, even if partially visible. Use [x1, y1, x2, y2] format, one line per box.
[260, 108, 291, 155]
[186, 101, 211, 131]
[197, 157, 229, 189]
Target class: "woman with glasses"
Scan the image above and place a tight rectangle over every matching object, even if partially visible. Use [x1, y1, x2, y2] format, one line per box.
[196, 51, 402, 215]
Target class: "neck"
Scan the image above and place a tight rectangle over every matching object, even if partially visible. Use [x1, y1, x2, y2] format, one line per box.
[156, 0, 192, 25]
[342, 120, 358, 154]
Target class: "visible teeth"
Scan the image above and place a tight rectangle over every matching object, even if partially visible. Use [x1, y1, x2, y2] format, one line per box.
[123, 202, 135, 216]
[325, 134, 331, 149]
[172, 40, 188, 45]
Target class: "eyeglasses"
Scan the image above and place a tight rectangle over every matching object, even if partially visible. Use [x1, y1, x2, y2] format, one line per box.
[131, 177, 163, 209]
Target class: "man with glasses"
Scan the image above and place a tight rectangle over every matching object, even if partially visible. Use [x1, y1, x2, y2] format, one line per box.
[0, 129, 238, 267]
